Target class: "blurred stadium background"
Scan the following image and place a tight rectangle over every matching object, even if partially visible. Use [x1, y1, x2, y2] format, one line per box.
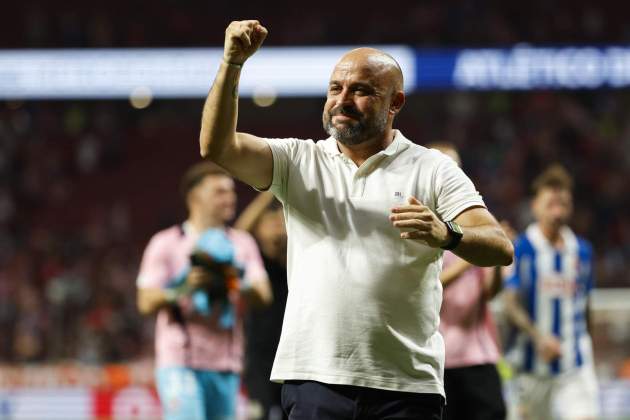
[0, 0, 629, 419]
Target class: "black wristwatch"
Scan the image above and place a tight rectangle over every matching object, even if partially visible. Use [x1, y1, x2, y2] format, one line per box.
[441, 221, 463, 250]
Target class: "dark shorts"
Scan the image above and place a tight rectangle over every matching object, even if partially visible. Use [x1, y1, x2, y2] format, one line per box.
[443, 364, 506, 420]
[281, 380, 444, 420]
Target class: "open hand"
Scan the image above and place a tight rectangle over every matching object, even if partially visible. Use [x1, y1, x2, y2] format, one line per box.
[389, 196, 449, 248]
[224, 20, 268, 65]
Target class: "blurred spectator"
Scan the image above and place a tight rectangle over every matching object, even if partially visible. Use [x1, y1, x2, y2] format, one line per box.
[135, 162, 272, 419]
[503, 164, 600, 419]
[430, 143, 507, 420]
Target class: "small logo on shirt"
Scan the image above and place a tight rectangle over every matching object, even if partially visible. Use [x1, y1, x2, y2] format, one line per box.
[541, 274, 577, 297]
[394, 191, 405, 204]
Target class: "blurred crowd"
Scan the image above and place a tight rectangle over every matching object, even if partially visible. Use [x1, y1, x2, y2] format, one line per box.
[0, 88, 628, 364]
[2, 0, 629, 48]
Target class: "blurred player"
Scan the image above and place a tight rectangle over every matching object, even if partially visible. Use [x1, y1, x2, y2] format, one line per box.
[136, 162, 272, 420]
[503, 164, 599, 420]
[430, 142, 508, 420]
[235, 191, 288, 420]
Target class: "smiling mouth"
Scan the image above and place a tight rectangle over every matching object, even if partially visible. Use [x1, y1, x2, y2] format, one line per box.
[333, 114, 359, 122]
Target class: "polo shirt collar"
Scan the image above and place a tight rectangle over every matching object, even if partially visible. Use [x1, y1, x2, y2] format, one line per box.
[322, 129, 410, 158]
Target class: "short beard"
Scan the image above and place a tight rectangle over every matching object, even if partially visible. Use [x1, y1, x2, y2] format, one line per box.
[324, 111, 388, 146]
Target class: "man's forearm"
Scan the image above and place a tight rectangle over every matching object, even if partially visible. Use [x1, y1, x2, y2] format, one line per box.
[452, 223, 514, 267]
[199, 61, 241, 160]
[137, 288, 173, 315]
[241, 279, 273, 307]
[504, 292, 540, 340]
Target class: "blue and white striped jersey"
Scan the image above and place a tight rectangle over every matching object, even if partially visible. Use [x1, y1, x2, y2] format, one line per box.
[505, 223, 594, 376]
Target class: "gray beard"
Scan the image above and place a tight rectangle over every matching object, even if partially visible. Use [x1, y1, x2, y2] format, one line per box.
[324, 112, 388, 146]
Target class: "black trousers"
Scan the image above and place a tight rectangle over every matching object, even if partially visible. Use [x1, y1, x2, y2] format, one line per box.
[443, 364, 506, 420]
[281, 380, 444, 420]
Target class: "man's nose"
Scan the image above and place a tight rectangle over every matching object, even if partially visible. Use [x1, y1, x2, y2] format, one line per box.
[336, 87, 353, 106]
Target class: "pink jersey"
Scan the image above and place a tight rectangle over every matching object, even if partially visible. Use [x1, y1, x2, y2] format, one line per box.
[439, 251, 500, 369]
[137, 224, 267, 372]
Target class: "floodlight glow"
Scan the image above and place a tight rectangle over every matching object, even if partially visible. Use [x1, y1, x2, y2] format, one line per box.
[2, 46, 630, 99]
[252, 85, 277, 107]
[129, 86, 153, 109]
[0, 47, 416, 100]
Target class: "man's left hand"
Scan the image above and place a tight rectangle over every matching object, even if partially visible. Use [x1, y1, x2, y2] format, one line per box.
[389, 196, 449, 248]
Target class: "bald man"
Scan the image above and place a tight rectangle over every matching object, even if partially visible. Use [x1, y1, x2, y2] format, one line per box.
[199, 20, 513, 420]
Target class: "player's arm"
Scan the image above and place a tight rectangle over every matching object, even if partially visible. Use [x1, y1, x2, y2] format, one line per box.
[137, 288, 171, 315]
[501, 243, 562, 362]
[237, 231, 273, 307]
[440, 257, 472, 288]
[137, 268, 207, 315]
[502, 288, 540, 342]
[482, 266, 504, 299]
[498, 237, 537, 337]
[234, 191, 276, 232]
[503, 289, 561, 362]
[242, 276, 273, 307]
[136, 236, 172, 315]
[199, 20, 273, 190]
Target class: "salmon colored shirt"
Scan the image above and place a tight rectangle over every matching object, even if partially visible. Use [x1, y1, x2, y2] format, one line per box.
[439, 251, 500, 369]
[137, 225, 267, 372]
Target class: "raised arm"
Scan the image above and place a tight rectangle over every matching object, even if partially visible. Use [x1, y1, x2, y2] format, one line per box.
[199, 20, 273, 190]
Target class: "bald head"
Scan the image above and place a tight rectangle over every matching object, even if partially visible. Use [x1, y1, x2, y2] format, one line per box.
[323, 47, 406, 147]
[335, 48, 404, 93]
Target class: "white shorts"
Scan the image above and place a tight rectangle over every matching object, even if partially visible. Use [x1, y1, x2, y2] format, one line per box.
[516, 365, 599, 420]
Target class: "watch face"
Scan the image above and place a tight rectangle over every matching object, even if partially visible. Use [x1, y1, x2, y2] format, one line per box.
[442, 221, 464, 250]
[450, 222, 463, 234]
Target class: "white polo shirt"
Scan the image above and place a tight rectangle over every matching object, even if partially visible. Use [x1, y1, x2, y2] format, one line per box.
[265, 130, 485, 395]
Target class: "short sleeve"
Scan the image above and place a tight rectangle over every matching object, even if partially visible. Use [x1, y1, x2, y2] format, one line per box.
[434, 157, 486, 221]
[235, 231, 268, 288]
[136, 235, 172, 289]
[262, 138, 305, 201]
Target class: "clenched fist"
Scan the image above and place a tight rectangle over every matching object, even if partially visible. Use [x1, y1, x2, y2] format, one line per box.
[224, 20, 268, 66]
[389, 196, 450, 248]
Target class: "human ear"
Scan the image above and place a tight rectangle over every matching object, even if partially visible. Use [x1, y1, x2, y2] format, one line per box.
[389, 91, 405, 115]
